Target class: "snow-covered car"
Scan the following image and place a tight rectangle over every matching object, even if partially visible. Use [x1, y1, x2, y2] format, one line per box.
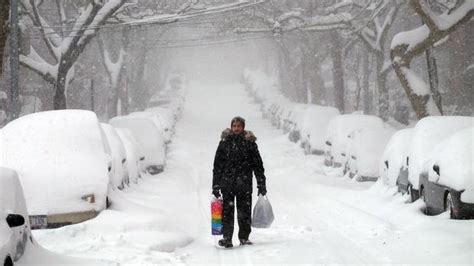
[406, 116, 473, 202]
[0, 110, 111, 229]
[286, 104, 308, 142]
[129, 111, 171, 144]
[0, 168, 33, 265]
[101, 123, 129, 190]
[379, 128, 414, 188]
[144, 107, 176, 143]
[110, 115, 166, 175]
[420, 127, 474, 219]
[115, 128, 145, 184]
[324, 114, 385, 170]
[299, 105, 340, 155]
[346, 127, 395, 181]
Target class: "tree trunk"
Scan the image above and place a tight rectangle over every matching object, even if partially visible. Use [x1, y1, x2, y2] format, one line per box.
[276, 40, 293, 100]
[0, 0, 9, 78]
[425, 45, 442, 114]
[330, 32, 345, 113]
[53, 64, 68, 109]
[362, 51, 372, 114]
[376, 55, 389, 120]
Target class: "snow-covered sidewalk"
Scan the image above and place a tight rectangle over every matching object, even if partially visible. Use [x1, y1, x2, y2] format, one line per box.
[30, 83, 473, 265]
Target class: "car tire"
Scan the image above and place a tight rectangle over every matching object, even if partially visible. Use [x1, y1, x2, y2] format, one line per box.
[4, 256, 13, 266]
[445, 192, 456, 219]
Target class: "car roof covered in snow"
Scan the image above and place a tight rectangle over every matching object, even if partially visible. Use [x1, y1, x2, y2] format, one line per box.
[0, 110, 110, 215]
[407, 116, 473, 189]
[109, 115, 165, 167]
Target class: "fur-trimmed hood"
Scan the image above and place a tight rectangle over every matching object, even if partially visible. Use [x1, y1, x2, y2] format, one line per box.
[221, 128, 257, 142]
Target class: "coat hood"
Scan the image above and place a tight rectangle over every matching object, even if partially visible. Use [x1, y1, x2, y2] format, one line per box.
[221, 128, 257, 142]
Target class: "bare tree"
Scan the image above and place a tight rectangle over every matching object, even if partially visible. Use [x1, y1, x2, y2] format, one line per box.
[19, 0, 128, 109]
[355, 0, 401, 120]
[390, 0, 474, 119]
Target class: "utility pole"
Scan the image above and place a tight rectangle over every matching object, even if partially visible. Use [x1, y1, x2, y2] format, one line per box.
[9, 0, 19, 120]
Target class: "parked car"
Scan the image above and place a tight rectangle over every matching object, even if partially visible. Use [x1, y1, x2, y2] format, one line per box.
[379, 128, 413, 189]
[115, 128, 146, 184]
[0, 110, 111, 229]
[101, 123, 129, 190]
[110, 115, 165, 175]
[299, 105, 340, 155]
[286, 104, 307, 142]
[324, 114, 385, 171]
[406, 116, 473, 202]
[420, 127, 474, 219]
[144, 107, 176, 143]
[346, 127, 395, 181]
[0, 168, 33, 265]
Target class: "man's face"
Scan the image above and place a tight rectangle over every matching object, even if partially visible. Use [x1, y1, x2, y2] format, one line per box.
[231, 121, 244, 135]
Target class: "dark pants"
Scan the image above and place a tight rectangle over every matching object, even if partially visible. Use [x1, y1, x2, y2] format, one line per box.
[222, 190, 252, 241]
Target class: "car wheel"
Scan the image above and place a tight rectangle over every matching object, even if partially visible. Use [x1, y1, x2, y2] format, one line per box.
[445, 192, 456, 219]
[4, 256, 13, 266]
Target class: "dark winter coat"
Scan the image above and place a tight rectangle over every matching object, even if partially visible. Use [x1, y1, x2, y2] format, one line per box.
[212, 128, 266, 194]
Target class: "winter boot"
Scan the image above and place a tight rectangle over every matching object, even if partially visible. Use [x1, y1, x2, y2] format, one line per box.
[239, 239, 253, 245]
[218, 238, 233, 248]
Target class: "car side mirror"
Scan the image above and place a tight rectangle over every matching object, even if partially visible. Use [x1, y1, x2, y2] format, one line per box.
[6, 214, 25, 228]
[433, 164, 440, 176]
[384, 160, 389, 169]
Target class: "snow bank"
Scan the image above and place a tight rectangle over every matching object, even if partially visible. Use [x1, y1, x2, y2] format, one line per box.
[408, 116, 473, 189]
[423, 127, 474, 203]
[379, 128, 414, 187]
[0, 110, 109, 215]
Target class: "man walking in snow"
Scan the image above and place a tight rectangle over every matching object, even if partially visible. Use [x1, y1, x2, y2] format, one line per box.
[212, 116, 267, 248]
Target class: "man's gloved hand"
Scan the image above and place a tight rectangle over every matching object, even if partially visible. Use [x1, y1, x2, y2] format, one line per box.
[257, 186, 267, 196]
[212, 188, 221, 198]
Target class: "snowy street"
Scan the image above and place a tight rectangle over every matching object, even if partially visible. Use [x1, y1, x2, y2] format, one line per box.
[27, 83, 473, 265]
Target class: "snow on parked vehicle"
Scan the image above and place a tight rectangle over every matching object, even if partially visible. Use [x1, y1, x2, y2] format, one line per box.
[286, 103, 308, 142]
[115, 128, 145, 184]
[0, 167, 32, 265]
[101, 123, 129, 190]
[346, 127, 396, 181]
[379, 128, 414, 188]
[324, 114, 386, 172]
[144, 107, 176, 143]
[0, 110, 110, 229]
[110, 115, 165, 175]
[420, 127, 474, 219]
[299, 105, 340, 155]
[406, 116, 473, 202]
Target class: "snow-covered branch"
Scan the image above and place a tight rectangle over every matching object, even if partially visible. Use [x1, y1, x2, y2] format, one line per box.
[390, 0, 474, 119]
[19, 46, 57, 84]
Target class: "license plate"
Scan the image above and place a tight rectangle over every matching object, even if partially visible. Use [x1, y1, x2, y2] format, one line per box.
[29, 215, 47, 229]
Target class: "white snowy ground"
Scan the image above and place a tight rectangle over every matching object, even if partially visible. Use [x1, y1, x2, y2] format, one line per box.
[28, 83, 473, 265]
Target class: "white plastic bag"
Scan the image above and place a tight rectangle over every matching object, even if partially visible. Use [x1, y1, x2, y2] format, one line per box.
[251, 195, 274, 228]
